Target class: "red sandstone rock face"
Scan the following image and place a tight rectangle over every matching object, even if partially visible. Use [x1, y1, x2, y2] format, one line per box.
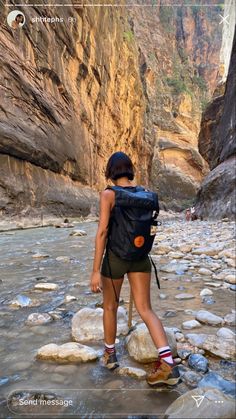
[196, 28, 236, 219]
[0, 2, 223, 217]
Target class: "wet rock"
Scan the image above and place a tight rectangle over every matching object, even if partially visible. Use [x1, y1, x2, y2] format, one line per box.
[32, 253, 50, 259]
[195, 310, 223, 326]
[224, 312, 236, 326]
[177, 349, 192, 359]
[198, 268, 212, 276]
[202, 295, 216, 305]
[72, 307, 128, 341]
[50, 373, 66, 384]
[216, 327, 235, 339]
[10, 295, 33, 307]
[225, 274, 236, 284]
[160, 263, 188, 273]
[198, 372, 235, 397]
[34, 283, 58, 291]
[153, 245, 172, 255]
[11, 362, 32, 371]
[126, 323, 177, 362]
[26, 312, 53, 325]
[36, 342, 99, 363]
[230, 284, 236, 291]
[55, 256, 71, 262]
[163, 310, 178, 318]
[188, 354, 208, 373]
[159, 293, 167, 300]
[192, 246, 224, 256]
[178, 244, 192, 253]
[186, 333, 236, 360]
[181, 370, 202, 387]
[205, 281, 222, 288]
[164, 387, 235, 418]
[64, 295, 77, 303]
[69, 230, 87, 237]
[117, 366, 146, 379]
[0, 377, 9, 386]
[200, 288, 213, 296]
[175, 293, 195, 300]
[218, 249, 235, 259]
[168, 251, 184, 259]
[175, 332, 185, 342]
[182, 320, 202, 330]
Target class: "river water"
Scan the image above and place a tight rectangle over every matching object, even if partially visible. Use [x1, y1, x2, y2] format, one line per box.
[0, 219, 235, 418]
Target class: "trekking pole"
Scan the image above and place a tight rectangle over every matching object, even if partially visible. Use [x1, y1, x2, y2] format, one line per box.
[128, 288, 133, 329]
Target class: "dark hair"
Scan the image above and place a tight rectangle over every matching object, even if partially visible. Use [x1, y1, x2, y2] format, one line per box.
[15, 14, 24, 21]
[105, 152, 134, 181]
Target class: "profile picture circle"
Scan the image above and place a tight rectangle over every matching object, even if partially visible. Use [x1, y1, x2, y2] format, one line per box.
[7, 10, 25, 30]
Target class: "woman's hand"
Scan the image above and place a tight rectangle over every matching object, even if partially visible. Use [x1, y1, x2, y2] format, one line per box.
[90, 272, 103, 293]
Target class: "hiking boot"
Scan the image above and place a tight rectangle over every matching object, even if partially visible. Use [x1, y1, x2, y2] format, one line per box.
[146, 358, 180, 386]
[101, 350, 119, 370]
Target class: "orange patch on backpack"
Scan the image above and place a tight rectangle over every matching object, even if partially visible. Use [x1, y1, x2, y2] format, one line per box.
[134, 236, 145, 248]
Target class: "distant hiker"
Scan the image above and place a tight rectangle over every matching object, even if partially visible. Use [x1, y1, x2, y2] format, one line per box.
[191, 206, 197, 221]
[185, 208, 191, 221]
[90, 151, 180, 386]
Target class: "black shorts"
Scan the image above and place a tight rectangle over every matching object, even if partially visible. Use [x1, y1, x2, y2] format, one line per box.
[101, 249, 152, 279]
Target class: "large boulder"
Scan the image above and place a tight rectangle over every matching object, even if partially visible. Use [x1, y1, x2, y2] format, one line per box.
[126, 323, 177, 363]
[72, 307, 128, 342]
[186, 333, 236, 360]
[164, 387, 235, 418]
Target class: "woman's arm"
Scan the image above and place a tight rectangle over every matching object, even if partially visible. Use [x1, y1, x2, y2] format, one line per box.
[90, 189, 114, 292]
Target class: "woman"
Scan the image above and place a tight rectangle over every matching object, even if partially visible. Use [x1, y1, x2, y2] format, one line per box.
[90, 152, 180, 386]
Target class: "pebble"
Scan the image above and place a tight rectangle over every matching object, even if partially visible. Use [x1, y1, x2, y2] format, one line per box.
[10, 295, 33, 307]
[216, 327, 235, 339]
[69, 230, 87, 236]
[198, 268, 212, 276]
[64, 295, 77, 303]
[195, 310, 223, 326]
[224, 312, 236, 326]
[225, 274, 236, 284]
[200, 288, 213, 296]
[182, 320, 202, 330]
[175, 293, 195, 300]
[55, 256, 71, 262]
[34, 283, 58, 291]
[158, 293, 167, 299]
[26, 312, 53, 325]
[32, 253, 49, 259]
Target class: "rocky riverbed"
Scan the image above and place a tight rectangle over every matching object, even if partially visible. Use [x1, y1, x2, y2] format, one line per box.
[0, 217, 235, 418]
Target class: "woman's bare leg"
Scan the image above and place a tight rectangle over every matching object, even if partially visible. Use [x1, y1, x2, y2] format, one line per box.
[127, 272, 169, 348]
[102, 275, 124, 345]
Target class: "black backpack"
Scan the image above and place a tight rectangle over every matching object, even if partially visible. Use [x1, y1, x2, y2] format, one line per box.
[106, 185, 160, 289]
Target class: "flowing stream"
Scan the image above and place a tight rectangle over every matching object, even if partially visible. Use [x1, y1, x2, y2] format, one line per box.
[0, 219, 235, 418]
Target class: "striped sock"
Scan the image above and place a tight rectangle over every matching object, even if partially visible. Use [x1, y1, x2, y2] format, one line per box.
[158, 345, 174, 364]
[105, 343, 115, 354]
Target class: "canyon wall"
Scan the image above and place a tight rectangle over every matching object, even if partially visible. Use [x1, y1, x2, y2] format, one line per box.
[195, 26, 236, 219]
[0, 1, 223, 219]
